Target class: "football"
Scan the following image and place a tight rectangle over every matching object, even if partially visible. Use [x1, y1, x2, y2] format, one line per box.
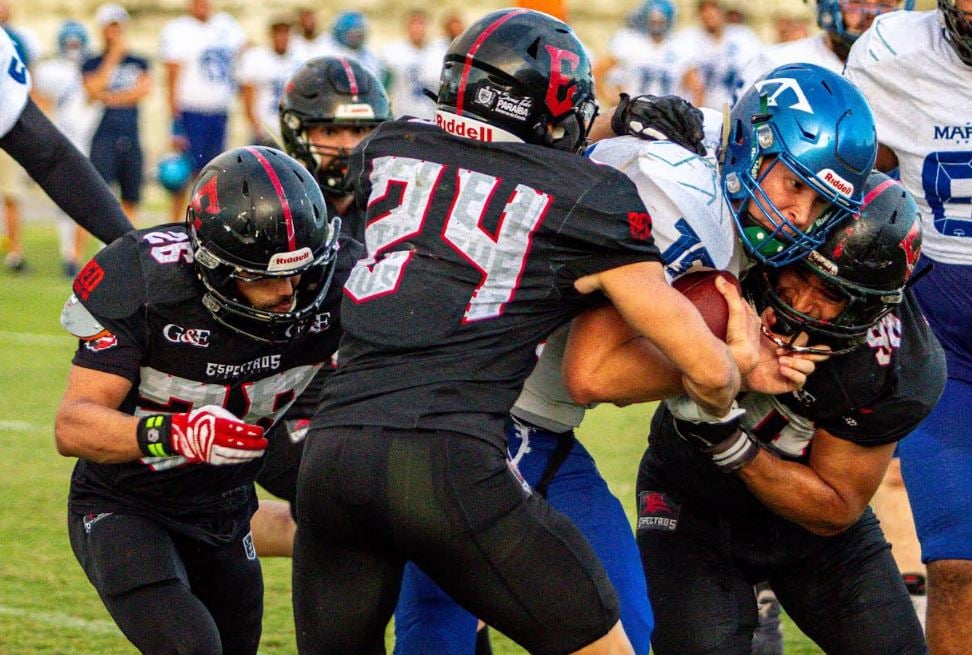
[672, 270, 742, 341]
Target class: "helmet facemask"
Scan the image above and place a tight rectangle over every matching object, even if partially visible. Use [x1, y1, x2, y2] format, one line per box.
[940, 0, 972, 66]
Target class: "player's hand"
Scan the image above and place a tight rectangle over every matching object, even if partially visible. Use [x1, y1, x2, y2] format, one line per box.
[667, 397, 758, 473]
[169, 405, 267, 465]
[719, 276, 761, 377]
[611, 93, 706, 156]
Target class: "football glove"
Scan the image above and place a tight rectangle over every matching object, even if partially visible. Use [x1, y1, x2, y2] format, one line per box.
[137, 405, 267, 465]
[667, 396, 758, 473]
[611, 93, 706, 156]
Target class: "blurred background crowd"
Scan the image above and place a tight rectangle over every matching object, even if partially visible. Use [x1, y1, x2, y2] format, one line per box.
[0, 0, 936, 274]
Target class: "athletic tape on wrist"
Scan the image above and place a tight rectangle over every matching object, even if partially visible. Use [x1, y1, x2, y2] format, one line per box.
[136, 414, 173, 458]
[709, 429, 759, 473]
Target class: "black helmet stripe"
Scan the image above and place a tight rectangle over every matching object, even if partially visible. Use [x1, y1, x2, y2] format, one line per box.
[455, 8, 527, 117]
[337, 57, 359, 100]
[246, 146, 297, 251]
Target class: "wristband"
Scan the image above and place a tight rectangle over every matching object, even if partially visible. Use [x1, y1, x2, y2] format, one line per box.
[136, 414, 174, 458]
[707, 428, 759, 473]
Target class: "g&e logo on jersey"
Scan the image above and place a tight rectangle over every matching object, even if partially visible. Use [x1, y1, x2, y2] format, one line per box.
[285, 312, 330, 338]
[163, 323, 211, 347]
[637, 491, 681, 532]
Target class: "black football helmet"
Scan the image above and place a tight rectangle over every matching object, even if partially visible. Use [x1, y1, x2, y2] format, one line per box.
[750, 171, 922, 353]
[940, 0, 972, 66]
[279, 56, 391, 195]
[186, 146, 340, 343]
[436, 8, 597, 153]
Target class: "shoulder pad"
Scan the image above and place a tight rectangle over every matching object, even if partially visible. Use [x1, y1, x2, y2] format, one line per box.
[70, 231, 146, 321]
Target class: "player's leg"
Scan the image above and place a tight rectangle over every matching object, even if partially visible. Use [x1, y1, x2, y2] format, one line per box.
[293, 425, 408, 654]
[405, 431, 630, 655]
[67, 511, 223, 654]
[395, 564, 479, 655]
[513, 426, 654, 654]
[0, 152, 24, 271]
[177, 529, 264, 655]
[253, 417, 307, 557]
[117, 136, 142, 223]
[898, 377, 972, 655]
[770, 508, 926, 654]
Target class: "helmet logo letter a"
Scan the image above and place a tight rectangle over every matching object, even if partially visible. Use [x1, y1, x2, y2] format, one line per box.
[544, 44, 580, 116]
[753, 77, 814, 114]
[191, 176, 222, 216]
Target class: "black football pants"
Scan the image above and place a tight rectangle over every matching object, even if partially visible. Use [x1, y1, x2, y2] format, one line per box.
[68, 511, 263, 655]
[293, 425, 620, 655]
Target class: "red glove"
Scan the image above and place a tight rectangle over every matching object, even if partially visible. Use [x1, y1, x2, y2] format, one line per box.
[138, 405, 267, 465]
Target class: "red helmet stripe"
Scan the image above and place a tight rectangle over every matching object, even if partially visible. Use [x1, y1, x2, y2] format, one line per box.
[455, 9, 527, 117]
[246, 147, 297, 251]
[862, 177, 899, 209]
[338, 57, 359, 101]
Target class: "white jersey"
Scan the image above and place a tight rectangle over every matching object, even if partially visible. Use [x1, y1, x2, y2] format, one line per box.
[33, 57, 101, 153]
[329, 43, 386, 84]
[674, 24, 764, 109]
[739, 34, 843, 93]
[380, 39, 441, 119]
[160, 13, 246, 114]
[605, 28, 685, 97]
[236, 45, 304, 138]
[292, 33, 333, 61]
[511, 137, 745, 430]
[0, 28, 29, 139]
[846, 10, 972, 265]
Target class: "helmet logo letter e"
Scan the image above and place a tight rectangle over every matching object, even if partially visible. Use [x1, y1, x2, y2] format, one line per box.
[191, 176, 221, 216]
[899, 220, 921, 278]
[544, 45, 579, 116]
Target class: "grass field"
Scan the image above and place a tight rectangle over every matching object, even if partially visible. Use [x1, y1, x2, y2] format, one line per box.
[0, 221, 822, 653]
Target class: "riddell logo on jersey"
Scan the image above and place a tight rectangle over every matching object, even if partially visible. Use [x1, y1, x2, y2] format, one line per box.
[163, 324, 211, 347]
[436, 113, 495, 142]
[819, 169, 853, 197]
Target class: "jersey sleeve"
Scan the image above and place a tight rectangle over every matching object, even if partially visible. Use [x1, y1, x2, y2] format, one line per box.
[555, 164, 662, 279]
[159, 20, 186, 64]
[0, 29, 30, 139]
[62, 234, 148, 382]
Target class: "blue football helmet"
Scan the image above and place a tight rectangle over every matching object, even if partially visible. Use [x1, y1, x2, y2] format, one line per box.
[630, 0, 676, 38]
[333, 11, 366, 50]
[817, 0, 914, 50]
[156, 153, 193, 193]
[720, 63, 877, 266]
[57, 21, 89, 60]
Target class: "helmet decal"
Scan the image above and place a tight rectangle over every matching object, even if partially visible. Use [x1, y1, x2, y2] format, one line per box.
[544, 44, 581, 117]
[753, 77, 814, 114]
[455, 9, 527, 117]
[191, 177, 221, 216]
[899, 220, 921, 279]
[246, 146, 296, 250]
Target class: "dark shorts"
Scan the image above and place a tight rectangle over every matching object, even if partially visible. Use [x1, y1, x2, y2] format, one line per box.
[68, 510, 263, 655]
[293, 425, 619, 655]
[89, 130, 143, 203]
[636, 458, 926, 654]
[183, 111, 228, 173]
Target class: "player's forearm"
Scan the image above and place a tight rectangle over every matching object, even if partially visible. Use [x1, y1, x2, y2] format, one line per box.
[736, 452, 865, 536]
[55, 400, 142, 463]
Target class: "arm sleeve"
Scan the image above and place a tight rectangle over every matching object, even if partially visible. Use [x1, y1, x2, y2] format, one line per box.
[0, 99, 134, 244]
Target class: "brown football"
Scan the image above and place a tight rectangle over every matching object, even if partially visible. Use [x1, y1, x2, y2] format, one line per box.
[672, 270, 742, 341]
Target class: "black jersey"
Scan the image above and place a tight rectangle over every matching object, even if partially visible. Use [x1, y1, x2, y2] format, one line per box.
[314, 119, 661, 444]
[63, 225, 362, 544]
[643, 290, 946, 528]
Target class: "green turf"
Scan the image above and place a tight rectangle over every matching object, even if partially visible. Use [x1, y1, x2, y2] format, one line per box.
[0, 224, 821, 653]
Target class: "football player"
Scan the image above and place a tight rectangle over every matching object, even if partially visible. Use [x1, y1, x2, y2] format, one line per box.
[569, 172, 941, 653]
[0, 27, 131, 252]
[55, 146, 362, 654]
[159, 0, 246, 221]
[247, 55, 391, 557]
[739, 0, 913, 91]
[394, 63, 878, 655]
[379, 10, 442, 120]
[844, 2, 972, 651]
[292, 9, 762, 654]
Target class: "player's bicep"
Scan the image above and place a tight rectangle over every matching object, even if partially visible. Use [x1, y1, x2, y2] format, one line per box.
[808, 429, 896, 517]
[61, 365, 133, 410]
